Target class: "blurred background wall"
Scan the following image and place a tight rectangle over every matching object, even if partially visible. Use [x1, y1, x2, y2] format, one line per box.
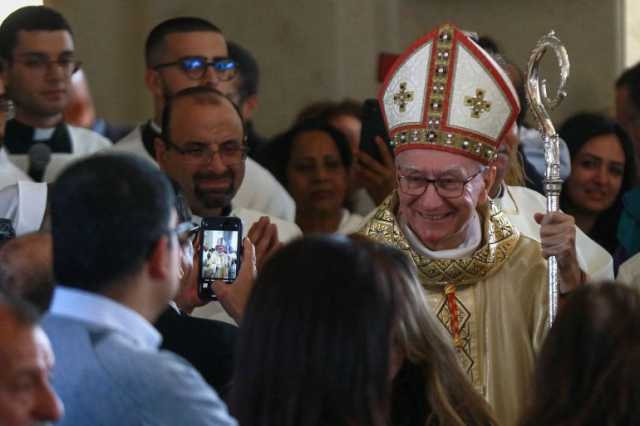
[22, 0, 629, 137]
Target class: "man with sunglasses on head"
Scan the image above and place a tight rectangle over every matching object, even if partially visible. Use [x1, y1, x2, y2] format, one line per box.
[113, 17, 296, 223]
[0, 6, 111, 183]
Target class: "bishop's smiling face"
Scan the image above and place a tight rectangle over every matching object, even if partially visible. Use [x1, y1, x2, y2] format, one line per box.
[395, 149, 494, 251]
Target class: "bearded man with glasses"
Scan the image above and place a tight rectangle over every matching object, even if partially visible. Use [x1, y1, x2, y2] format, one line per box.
[113, 16, 296, 224]
[361, 24, 584, 426]
[0, 6, 111, 183]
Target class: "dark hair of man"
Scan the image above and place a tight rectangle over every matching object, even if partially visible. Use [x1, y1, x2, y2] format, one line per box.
[521, 282, 640, 426]
[227, 41, 259, 104]
[0, 6, 73, 61]
[295, 99, 363, 125]
[263, 118, 352, 188]
[160, 85, 246, 146]
[0, 234, 54, 314]
[51, 154, 175, 293]
[559, 112, 637, 254]
[230, 236, 400, 426]
[0, 287, 39, 327]
[144, 17, 221, 68]
[616, 62, 640, 111]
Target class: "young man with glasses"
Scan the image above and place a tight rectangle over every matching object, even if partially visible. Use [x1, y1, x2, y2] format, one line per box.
[360, 24, 584, 426]
[0, 6, 111, 182]
[42, 153, 237, 425]
[113, 16, 296, 223]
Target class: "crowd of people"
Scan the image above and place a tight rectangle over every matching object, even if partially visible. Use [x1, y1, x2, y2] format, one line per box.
[3, 5, 640, 426]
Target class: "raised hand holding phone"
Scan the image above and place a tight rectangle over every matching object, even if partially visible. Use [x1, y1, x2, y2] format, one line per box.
[355, 136, 396, 205]
[212, 238, 256, 324]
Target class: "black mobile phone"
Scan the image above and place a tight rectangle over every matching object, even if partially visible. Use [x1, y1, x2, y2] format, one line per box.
[359, 98, 393, 163]
[197, 217, 243, 300]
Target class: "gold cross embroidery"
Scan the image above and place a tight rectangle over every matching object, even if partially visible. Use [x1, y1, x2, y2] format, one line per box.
[393, 82, 414, 112]
[464, 89, 491, 118]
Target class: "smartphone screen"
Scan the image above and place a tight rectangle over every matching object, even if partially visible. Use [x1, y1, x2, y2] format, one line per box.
[198, 217, 242, 300]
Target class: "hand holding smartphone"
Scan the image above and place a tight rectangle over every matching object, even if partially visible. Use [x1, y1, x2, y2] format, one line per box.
[197, 217, 242, 300]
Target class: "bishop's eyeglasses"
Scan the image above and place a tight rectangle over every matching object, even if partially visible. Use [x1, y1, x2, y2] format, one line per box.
[397, 167, 486, 199]
[153, 56, 236, 81]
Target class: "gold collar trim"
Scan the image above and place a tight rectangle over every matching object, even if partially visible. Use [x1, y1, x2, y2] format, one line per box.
[360, 192, 520, 287]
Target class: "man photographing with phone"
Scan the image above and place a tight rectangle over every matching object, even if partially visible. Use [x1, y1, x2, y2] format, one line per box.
[154, 85, 299, 323]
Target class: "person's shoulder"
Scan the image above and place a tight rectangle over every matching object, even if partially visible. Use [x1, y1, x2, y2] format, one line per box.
[234, 207, 302, 241]
[507, 185, 546, 208]
[111, 126, 143, 151]
[66, 124, 113, 152]
[122, 348, 236, 425]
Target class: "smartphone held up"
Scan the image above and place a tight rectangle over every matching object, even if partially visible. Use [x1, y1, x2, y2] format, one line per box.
[197, 217, 242, 300]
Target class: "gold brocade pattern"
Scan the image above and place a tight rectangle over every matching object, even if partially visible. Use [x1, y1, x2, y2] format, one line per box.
[360, 193, 520, 287]
[359, 192, 521, 389]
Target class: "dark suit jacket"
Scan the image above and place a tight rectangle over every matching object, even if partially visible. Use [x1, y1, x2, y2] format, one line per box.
[155, 307, 238, 398]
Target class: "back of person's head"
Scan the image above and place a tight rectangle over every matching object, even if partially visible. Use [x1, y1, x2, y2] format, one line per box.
[521, 282, 640, 426]
[161, 85, 246, 143]
[387, 248, 497, 426]
[295, 99, 362, 125]
[51, 154, 175, 293]
[231, 236, 402, 426]
[617, 62, 640, 111]
[264, 118, 352, 187]
[0, 233, 53, 313]
[0, 6, 73, 61]
[227, 41, 259, 103]
[145, 17, 221, 67]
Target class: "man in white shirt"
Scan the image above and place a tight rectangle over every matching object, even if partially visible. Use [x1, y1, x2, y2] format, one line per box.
[42, 154, 236, 425]
[0, 6, 111, 183]
[112, 17, 295, 221]
[155, 86, 300, 323]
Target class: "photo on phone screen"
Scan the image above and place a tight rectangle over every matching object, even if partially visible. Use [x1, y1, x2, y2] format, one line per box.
[198, 217, 242, 300]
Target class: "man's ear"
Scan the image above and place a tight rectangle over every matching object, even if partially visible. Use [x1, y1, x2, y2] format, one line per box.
[154, 136, 167, 165]
[144, 68, 163, 99]
[147, 235, 171, 281]
[479, 165, 496, 204]
[240, 94, 258, 121]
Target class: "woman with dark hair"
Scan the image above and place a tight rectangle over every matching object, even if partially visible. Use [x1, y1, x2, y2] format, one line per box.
[520, 283, 640, 425]
[230, 236, 495, 426]
[265, 119, 364, 234]
[559, 112, 637, 255]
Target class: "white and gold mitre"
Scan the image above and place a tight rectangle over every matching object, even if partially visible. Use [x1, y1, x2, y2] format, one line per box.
[379, 23, 520, 165]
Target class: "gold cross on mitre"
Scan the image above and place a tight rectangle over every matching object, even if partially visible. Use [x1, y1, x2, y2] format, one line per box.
[464, 89, 491, 118]
[393, 82, 414, 112]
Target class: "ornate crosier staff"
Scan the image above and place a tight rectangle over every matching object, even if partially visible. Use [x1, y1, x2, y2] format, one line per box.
[525, 31, 570, 326]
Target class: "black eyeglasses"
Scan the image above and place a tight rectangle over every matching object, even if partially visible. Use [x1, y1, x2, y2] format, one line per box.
[162, 137, 248, 166]
[397, 167, 486, 199]
[168, 221, 198, 249]
[153, 56, 236, 81]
